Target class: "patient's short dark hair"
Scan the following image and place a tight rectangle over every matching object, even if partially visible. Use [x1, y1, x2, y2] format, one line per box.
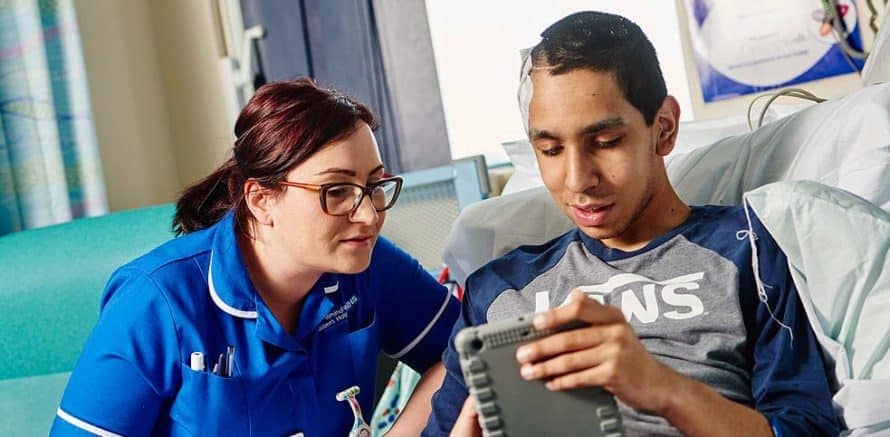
[530, 11, 667, 125]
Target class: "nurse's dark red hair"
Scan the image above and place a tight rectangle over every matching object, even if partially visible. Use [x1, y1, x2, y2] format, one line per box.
[173, 78, 378, 236]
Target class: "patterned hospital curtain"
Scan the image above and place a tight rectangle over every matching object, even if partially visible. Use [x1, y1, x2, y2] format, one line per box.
[0, 0, 106, 236]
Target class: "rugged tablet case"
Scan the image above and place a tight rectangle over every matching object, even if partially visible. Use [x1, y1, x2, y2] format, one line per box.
[456, 315, 625, 437]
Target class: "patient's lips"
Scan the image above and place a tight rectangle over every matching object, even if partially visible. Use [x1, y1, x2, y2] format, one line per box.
[571, 203, 613, 227]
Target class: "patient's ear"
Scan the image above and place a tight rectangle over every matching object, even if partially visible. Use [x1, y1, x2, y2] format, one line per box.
[654, 96, 680, 156]
[243, 179, 276, 227]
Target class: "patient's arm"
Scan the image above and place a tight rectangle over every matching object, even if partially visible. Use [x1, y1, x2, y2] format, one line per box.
[518, 291, 832, 437]
[657, 374, 772, 436]
[385, 362, 446, 436]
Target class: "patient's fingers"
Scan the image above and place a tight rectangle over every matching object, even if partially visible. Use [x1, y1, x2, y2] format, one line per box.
[516, 323, 622, 364]
[519, 341, 615, 380]
[533, 290, 625, 331]
[544, 363, 617, 391]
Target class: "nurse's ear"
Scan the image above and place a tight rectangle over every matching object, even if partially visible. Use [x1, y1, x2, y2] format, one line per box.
[243, 178, 276, 227]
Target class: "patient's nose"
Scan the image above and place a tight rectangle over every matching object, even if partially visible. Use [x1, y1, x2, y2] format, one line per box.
[564, 148, 599, 193]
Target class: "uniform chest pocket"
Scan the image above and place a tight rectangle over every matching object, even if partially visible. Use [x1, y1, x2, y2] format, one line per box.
[346, 313, 380, 382]
[169, 363, 250, 436]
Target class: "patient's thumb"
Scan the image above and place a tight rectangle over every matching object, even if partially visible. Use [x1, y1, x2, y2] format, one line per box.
[450, 396, 482, 437]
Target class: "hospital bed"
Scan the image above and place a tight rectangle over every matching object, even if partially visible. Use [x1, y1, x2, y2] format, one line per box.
[434, 51, 890, 437]
[442, 86, 889, 436]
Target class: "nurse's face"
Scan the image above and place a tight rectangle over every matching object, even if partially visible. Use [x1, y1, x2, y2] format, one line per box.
[270, 122, 387, 274]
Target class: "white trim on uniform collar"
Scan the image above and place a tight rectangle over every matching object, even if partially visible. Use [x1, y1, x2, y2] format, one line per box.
[323, 282, 339, 294]
[389, 291, 452, 359]
[57, 408, 123, 437]
[208, 253, 258, 319]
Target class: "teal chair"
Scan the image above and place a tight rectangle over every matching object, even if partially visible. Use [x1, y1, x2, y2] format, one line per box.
[0, 204, 176, 436]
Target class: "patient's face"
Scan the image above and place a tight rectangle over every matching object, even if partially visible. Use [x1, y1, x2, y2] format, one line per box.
[528, 68, 669, 247]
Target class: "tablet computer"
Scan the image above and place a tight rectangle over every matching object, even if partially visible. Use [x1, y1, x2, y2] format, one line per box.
[456, 314, 624, 437]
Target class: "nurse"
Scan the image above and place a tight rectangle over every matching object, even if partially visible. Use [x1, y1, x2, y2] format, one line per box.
[51, 78, 460, 436]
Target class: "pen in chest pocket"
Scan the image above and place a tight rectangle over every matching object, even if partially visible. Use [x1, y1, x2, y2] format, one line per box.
[225, 345, 235, 377]
[197, 346, 236, 377]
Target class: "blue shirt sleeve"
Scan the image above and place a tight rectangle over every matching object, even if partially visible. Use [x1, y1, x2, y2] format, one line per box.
[367, 237, 460, 374]
[51, 268, 180, 436]
[746, 213, 839, 436]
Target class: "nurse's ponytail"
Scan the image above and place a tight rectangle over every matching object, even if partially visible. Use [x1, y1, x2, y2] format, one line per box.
[172, 77, 377, 236]
[172, 157, 241, 235]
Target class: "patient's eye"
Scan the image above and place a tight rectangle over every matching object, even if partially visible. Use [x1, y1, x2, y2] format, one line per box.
[539, 145, 563, 157]
[593, 136, 622, 149]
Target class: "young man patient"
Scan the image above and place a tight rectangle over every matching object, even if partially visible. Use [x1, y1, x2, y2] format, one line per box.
[425, 11, 838, 437]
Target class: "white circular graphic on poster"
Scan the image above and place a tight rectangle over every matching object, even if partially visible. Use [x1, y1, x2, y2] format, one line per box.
[697, 0, 857, 86]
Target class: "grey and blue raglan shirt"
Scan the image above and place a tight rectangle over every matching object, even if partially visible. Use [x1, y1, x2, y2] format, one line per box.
[425, 205, 839, 436]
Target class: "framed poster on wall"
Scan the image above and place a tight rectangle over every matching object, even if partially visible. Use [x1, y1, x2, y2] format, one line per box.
[685, 0, 865, 102]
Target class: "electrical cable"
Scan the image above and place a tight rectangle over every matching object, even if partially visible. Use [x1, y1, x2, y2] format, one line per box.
[866, 0, 881, 34]
[746, 88, 826, 130]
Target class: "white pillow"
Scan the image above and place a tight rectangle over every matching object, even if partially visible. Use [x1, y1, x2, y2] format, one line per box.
[672, 110, 787, 154]
[667, 82, 890, 210]
[744, 180, 890, 432]
[500, 139, 543, 196]
[442, 186, 573, 287]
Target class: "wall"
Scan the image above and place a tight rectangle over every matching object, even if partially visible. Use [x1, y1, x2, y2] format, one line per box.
[73, 0, 232, 212]
[74, 0, 180, 211]
[425, 0, 693, 165]
[149, 0, 234, 190]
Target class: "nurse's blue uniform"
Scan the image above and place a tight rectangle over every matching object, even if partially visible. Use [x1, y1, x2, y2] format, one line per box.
[51, 211, 460, 436]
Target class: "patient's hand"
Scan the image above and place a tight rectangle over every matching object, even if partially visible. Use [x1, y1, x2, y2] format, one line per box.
[514, 290, 684, 415]
[449, 396, 481, 437]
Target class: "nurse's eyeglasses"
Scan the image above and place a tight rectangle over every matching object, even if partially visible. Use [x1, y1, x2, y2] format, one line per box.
[279, 176, 403, 216]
